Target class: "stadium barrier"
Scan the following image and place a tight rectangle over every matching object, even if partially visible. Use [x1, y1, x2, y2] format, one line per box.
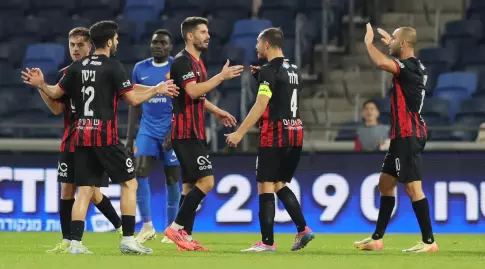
[0, 148, 484, 233]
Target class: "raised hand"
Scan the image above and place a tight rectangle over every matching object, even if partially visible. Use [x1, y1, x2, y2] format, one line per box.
[377, 28, 392, 45]
[21, 68, 45, 88]
[364, 23, 374, 45]
[249, 65, 261, 74]
[216, 109, 237, 127]
[157, 79, 179, 97]
[220, 60, 244, 80]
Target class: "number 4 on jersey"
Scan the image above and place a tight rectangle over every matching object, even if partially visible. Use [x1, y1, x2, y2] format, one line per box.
[291, 88, 298, 117]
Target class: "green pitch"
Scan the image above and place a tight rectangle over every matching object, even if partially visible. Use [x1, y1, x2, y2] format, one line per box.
[0, 233, 484, 269]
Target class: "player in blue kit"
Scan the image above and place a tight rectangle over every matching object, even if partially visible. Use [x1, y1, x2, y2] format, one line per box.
[126, 29, 181, 244]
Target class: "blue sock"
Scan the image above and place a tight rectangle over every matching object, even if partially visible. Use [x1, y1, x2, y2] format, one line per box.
[136, 177, 152, 223]
[166, 183, 181, 226]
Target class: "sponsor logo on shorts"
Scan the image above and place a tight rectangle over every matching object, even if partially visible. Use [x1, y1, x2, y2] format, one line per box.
[58, 162, 68, 178]
[126, 158, 134, 173]
[197, 155, 212, 171]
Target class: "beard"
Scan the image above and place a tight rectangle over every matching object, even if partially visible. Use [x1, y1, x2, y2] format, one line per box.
[194, 39, 208, 51]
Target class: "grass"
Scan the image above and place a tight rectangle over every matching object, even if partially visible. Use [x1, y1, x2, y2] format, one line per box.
[0, 233, 484, 269]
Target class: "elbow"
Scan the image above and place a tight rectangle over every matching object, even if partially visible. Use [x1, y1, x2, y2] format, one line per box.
[52, 109, 63, 116]
[125, 97, 138, 106]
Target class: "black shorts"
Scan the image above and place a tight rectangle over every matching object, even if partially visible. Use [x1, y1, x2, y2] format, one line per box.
[172, 139, 213, 184]
[74, 144, 135, 187]
[381, 136, 426, 184]
[256, 147, 302, 183]
[58, 151, 109, 187]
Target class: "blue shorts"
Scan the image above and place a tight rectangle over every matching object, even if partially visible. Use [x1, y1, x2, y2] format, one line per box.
[134, 134, 180, 166]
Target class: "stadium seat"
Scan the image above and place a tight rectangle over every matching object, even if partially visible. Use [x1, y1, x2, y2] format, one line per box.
[23, 44, 65, 75]
[442, 20, 483, 54]
[0, 69, 24, 88]
[231, 19, 272, 64]
[78, 0, 122, 15]
[213, 0, 253, 25]
[117, 18, 137, 45]
[142, 20, 165, 40]
[124, 64, 135, 77]
[284, 38, 296, 61]
[116, 45, 150, 64]
[125, 0, 165, 12]
[13, 17, 48, 42]
[0, 0, 28, 17]
[449, 116, 485, 141]
[425, 117, 451, 141]
[259, 9, 296, 37]
[434, 87, 470, 121]
[208, 18, 233, 44]
[421, 98, 450, 122]
[335, 121, 360, 141]
[31, 0, 74, 13]
[260, 0, 299, 10]
[165, 0, 206, 16]
[418, 48, 455, 93]
[118, 100, 129, 114]
[22, 116, 63, 138]
[218, 90, 242, 121]
[221, 76, 242, 92]
[124, 4, 161, 37]
[158, 17, 187, 45]
[79, 9, 116, 22]
[436, 72, 478, 96]
[466, 0, 485, 24]
[455, 98, 485, 120]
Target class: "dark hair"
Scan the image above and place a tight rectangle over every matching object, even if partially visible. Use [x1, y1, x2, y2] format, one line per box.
[259, 27, 284, 48]
[363, 99, 379, 110]
[89, 20, 118, 49]
[181, 17, 208, 41]
[68, 27, 91, 42]
[153, 29, 173, 43]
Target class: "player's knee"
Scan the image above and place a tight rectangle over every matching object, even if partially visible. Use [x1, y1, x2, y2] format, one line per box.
[90, 188, 104, 204]
[404, 181, 425, 201]
[274, 182, 286, 193]
[121, 178, 138, 192]
[196, 176, 214, 194]
[378, 173, 397, 195]
[61, 183, 76, 200]
[182, 183, 193, 195]
[78, 186, 95, 198]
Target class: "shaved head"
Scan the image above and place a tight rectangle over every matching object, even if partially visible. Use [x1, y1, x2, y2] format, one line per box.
[389, 27, 417, 57]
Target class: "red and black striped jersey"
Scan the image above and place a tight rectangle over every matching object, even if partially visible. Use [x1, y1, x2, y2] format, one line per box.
[257, 57, 304, 148]
[56, 67, 77, 152]
[58, 55, 133, 146]
[389, 58, 428, 139]
[170, 50, 208, 141]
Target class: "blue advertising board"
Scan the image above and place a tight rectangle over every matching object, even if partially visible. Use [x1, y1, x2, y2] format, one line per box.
[0, 152, 484, 233]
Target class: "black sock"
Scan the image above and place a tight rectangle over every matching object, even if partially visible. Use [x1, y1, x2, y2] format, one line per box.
[259, 193, 275, 246]
[412, 198, 434, 244]
[179, 194, 186, 209]
[122, 215, 136, 237]
[60, 199, 74, 240]
[95, 195, 122, 229]
[70, 220, 84, 241]
[372, 196, 396, 240]
[174, 187, 205, 227]
[277, 186, 307, 233]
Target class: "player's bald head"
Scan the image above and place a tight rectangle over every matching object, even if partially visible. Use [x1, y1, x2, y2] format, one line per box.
[394, 27, 417, 48]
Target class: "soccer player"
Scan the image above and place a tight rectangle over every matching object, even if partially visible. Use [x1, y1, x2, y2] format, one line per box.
[225, 27, 315, 252]
[22, 20, 179, 255]
[126, 29, 181, 244]
[162, 16, 243, 251]
[354, 23, 438, 252]
[38, 27, 123, 254]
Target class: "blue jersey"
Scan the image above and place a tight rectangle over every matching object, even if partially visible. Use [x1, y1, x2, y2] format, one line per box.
[132, 57, 173, 139]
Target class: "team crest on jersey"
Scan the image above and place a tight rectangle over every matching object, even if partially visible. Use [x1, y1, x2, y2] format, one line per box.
[166, 72, 170, 79]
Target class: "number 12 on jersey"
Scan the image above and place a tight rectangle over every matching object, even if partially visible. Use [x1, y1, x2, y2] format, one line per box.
[291, 88, 298, 117]
[81, 86, 95, 116]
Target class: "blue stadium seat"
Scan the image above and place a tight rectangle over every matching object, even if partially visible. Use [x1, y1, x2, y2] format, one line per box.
[455, 98, 485, 120]
[208, 18, 233, 44]
[125, 0, 165, 12]
[231, 19, 272, 64]
[32, 0, 74, 13]
[165, 0, 206, 15]
[116, 45, 150, 64]
[335, 121, 359, 141]
[23, 44, 65, 75]
[218, 90, 241, 121]
[436, 72, 478, 96]
[79, 9, 116, 22]
[260, 0, 299, 10]
[449, 116, 485, 141]
[117, 18, 137, 45]
[259, 9, 296, 37]
[421, 98, 450, 122]
[158, 17, 186, 44]
[213, 0, 253, 25]
[78, 0, 122, 14]
[442, 20, 483, 54]
[425, 117, 451, 141]
[0, 0, 28, 17]
[13, 17, 48, 41]
[23, 116, 63, 139]
[124, 3, 161, 37]
[0, 69, 24, 88]
[434, 87, 470, 121]
[418, 48, 455, 93]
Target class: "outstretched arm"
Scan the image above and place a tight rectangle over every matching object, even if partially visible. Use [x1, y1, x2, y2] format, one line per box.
[38, 90, 65, 115]
[22, 68, 65, 99]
